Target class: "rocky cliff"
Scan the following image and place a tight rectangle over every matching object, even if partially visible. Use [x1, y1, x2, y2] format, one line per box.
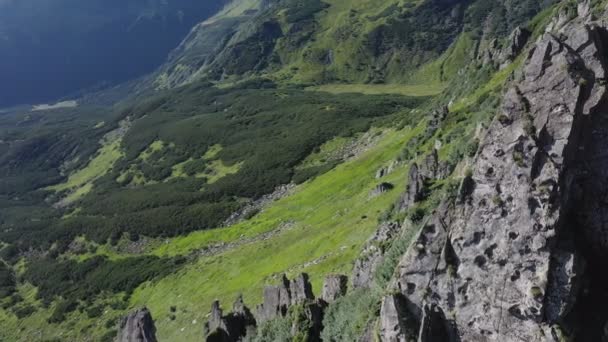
[382, 2, 608, 341]
[117, 307, 158, 342]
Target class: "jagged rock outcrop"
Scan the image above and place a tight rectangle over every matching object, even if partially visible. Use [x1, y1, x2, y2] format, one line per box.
[120, 274, 330, 342]
[256, 274, 292, 322]
[205, 296, 257, 342]
[480, 26, 531, 69]
[425, 107, 449, 140]
[117, 308, 157, 342]
[370, 182, 395, 197]
[291, 300, 326, 342]
[376, 161, 399, 179]
[483, 26, 532, 69]
[322, 274, 348, 303]
[290, 273, 315, 305]
[398, 164, 424, 211]
[398, 149, 449, 212]
[502, 27, 531, 63]
[256, 273, 316, 322]
[389, 5, 608, 341]
[352, 222, 402, 289]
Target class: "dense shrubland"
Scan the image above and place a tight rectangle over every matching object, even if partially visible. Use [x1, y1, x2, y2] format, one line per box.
[0, 81, 424, 253]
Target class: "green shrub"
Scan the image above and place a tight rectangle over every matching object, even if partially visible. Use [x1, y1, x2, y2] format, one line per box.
[48, 299, 79, 324]
[409, 207, 427, 223]
[254, 316, 292, 342]
[466, 138, 480, 157]
[23, 256, 182, 304]
[321, 289, 381, 342]
[100, 329, 117, 342]
[0, 261, 16, 298]
[513, 150, 525, 167]
[13, 304, 36, 319]
[86, 305, 104, 318]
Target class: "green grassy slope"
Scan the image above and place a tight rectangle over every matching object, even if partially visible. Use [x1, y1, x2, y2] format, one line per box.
[0, 125, 418, 341]
[131, 127, 418, 341]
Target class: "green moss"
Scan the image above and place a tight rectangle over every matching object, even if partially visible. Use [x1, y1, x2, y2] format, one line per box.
[513, 150, 525, 167]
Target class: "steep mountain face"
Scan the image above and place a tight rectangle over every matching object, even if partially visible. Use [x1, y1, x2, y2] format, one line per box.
[385, 2, 608, 341]
[0, 0, 226, 107]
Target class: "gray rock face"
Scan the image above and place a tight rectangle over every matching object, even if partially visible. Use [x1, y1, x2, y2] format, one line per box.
[390, 10, 608, 342]
[352, 222, 401, 289]
[379, 294, 411, 342]
[257, 274, 291, 322]
[502, 27, 531, 63]
[257, 273, 315, 322]
[370, 182, 395, 197]
[397, 164, 424, 211]
[425, 107, 449, 140]
[480, 26, 531, 69]
[290, 273, 315, 305]
[205, 296, 256, 342]
[358, 321, 377, 342]
[208, 300, 225, 335]
[398, 149, 448, 212]
[117, 308, 157, 342]
[322, 274, 348, 303]
[417, 304, 457, 342]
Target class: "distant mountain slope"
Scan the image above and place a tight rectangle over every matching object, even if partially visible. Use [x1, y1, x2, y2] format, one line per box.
[0, 0, 226, 107]
[152, 0, 556, 89]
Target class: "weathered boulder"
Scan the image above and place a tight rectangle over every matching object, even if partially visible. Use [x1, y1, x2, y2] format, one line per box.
[117, 308, 157, 342]
[376, 161, 399, 179]
[321, 274, 348, 303]
[398, 149, 451, 213]
[376, 167, 388, 179]
[370, 182, 395, 197]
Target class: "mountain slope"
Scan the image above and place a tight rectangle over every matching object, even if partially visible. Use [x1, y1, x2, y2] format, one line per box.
[0, 0, 227, 107]
[2, 0, 602, 341]
[152, 0, 557, 89]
